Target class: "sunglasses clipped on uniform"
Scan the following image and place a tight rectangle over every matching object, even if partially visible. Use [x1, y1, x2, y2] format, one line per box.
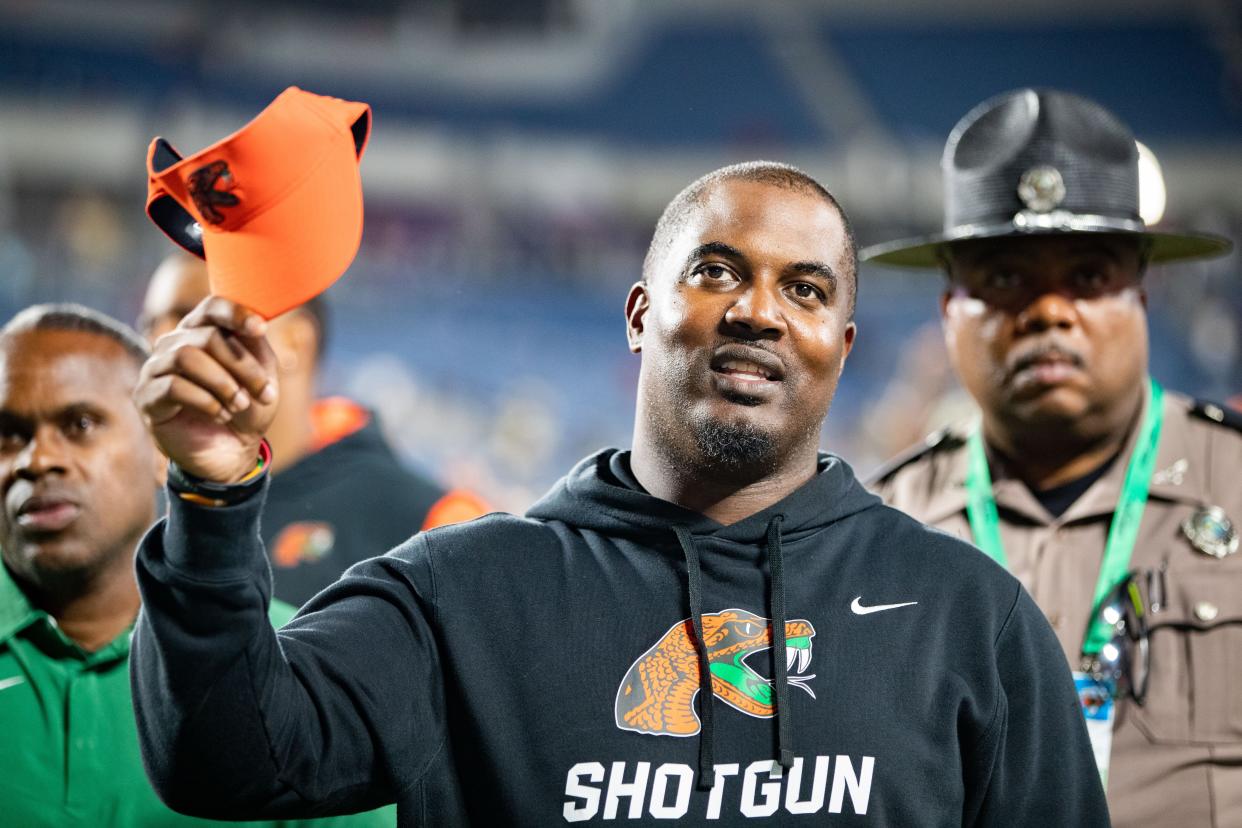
[1082, 571, 1150, 705]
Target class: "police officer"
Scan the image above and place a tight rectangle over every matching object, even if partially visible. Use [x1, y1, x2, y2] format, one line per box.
[865, 88, 1239, 826]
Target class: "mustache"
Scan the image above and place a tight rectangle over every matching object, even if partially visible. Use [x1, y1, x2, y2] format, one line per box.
[7, 485, 80, 521]
[711, 338, 785, 365]
[1007, 341, 1085, 378]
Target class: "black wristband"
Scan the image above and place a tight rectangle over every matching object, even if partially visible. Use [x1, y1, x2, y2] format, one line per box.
[167, 441, 271, 507]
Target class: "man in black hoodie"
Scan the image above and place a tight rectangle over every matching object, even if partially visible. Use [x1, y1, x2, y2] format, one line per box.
[130, 162, 1108, 826]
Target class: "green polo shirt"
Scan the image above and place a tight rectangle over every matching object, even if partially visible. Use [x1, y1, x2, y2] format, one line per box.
[0, 564, 394, 827]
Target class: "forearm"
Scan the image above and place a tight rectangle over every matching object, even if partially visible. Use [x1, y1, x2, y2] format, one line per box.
[132, 481, 310, 816]
[132, 481, 445, 820]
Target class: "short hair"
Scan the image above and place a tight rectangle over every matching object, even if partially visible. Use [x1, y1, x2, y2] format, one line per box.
[642, 161, 859, 317]
[2, 303, 150, 371]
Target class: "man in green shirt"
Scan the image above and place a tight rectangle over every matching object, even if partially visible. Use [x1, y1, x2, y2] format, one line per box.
[0, 303, 391, 827]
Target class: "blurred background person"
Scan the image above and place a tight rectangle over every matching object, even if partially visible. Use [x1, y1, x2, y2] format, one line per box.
[140, 251, 487, 607]
[0, 303, 391, 827]
[866, 89, 1240, 827]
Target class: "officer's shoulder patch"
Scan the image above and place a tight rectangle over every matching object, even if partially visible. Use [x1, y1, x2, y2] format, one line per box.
[1190, 399, 1242, 433]
[866, 428, 966, 487]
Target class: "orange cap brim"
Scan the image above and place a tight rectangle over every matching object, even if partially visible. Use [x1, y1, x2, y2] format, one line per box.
[202, 148, 365, 318]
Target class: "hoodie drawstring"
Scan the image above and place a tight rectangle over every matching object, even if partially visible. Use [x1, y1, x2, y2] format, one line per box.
[673, 515, 792, 791]
[766, 515, 794, 770]
[673, 525, 717, 791]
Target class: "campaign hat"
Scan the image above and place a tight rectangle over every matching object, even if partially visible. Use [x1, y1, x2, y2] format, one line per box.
[861, 88, 1231, 267]
[146, 86, 371, 318]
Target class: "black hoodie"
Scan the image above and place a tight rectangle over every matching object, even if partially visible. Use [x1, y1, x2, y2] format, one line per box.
[132, 449, 1108, 826]
[262, 412, 445, 606]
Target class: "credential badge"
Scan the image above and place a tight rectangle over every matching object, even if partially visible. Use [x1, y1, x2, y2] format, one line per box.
[1181, 506, 1239, 559]
[1017, 166, 1066, 213]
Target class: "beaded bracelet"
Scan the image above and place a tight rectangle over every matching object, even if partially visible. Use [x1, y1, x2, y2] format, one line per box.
[169, 440, 272, 508]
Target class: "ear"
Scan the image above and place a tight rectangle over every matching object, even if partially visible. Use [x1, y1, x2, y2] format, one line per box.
[938, 262, 955, 321]
[625, 281, 650, 354]
[840, 320, 857, 364]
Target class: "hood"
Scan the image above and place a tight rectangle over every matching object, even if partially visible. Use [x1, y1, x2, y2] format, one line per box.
[527, 447, 879, 547]
[280, 402, 391, 482]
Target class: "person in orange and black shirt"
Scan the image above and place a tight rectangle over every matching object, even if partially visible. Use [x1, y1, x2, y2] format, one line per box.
[139, 252, 487, 606]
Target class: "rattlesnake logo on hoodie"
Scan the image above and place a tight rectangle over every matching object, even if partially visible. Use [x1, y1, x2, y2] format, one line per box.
[615, 608, 815, 736]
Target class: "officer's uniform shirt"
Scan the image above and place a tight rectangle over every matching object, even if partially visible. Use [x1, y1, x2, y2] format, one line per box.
[871, 390, 1242, 828]
[0, 563, 392, 827]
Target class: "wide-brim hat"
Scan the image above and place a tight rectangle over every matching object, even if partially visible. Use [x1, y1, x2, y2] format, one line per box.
[861, 88, 1232, 268]
[146, 86, 371, 319]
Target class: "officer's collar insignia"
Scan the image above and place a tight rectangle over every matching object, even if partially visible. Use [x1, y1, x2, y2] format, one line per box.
[1152, 458, 1188, 486]
[1017, 165, 1066, 213]
[1181, 506, 1239, 559]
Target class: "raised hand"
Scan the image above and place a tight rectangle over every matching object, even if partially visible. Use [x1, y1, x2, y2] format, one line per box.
[135, 296, 279, 483]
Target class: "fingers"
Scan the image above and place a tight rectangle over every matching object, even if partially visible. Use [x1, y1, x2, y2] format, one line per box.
[154, 322, 274, 396]
[143, 341, 262, 420]
[178, 295, 268, 339]
[229, 326, 280, 383]
[136, 373, 234, 426]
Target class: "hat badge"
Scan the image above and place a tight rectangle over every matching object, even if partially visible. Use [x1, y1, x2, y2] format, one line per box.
[1017, 166, 1066, 213]
[1181, 505, 1239, 559]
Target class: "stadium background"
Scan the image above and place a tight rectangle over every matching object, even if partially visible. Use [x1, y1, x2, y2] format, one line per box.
[1, 0, 1239, 509]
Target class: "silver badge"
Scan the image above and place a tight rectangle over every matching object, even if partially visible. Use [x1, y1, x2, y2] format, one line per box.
[1181, 506, 1239, 559]
[1017, 166, 1066, 213]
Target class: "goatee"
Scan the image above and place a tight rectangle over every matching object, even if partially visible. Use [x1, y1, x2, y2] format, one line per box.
[692, 417, 778, 472]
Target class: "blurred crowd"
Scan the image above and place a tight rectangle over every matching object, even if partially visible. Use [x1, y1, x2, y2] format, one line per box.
[0, 184, 1238, 511]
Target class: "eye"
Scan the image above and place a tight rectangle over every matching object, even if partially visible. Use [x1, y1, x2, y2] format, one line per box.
[984, 270, 1021, 291]
[690, 262, 740, 288]
[1071, 269, 1108, 291]
[0, 424, 26, 451]
[787, 282, 826, 304]
[66, 413, 100, 437]
[700, 263, 734, 280]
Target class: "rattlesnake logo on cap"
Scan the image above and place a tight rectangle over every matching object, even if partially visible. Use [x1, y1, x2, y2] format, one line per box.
[615, 608, 816, 736]
[188, 160, 240, 225]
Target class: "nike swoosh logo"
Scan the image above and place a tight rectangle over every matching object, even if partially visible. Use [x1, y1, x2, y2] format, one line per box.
[851, 596, 918, 615]
[0, 676, 26, 692]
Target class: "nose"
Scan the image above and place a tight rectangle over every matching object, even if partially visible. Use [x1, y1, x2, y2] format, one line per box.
[1015, 290, 1077, 335]
[722, 282, 786, 340]
[13, 427, 68, 481]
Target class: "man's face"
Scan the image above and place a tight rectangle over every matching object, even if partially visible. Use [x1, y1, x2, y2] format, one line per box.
[138, 255, 212, 344]
[629, 179, 856, 468]
[941, 234, 1148, 429]
[0, 330, 159, 584]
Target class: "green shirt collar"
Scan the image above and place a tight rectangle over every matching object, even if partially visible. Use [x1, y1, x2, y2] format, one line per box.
[0, 563, 132, 664]
[0, 562, 40, 645]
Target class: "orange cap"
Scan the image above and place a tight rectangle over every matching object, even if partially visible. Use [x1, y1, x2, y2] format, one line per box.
[146, 87, 371, 319]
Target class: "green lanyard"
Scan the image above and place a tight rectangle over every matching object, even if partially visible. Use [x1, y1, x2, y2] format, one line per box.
[965, 378, 1164, 656]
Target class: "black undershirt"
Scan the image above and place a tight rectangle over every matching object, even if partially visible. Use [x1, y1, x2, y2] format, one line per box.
[1029, 452, 1120, 518]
